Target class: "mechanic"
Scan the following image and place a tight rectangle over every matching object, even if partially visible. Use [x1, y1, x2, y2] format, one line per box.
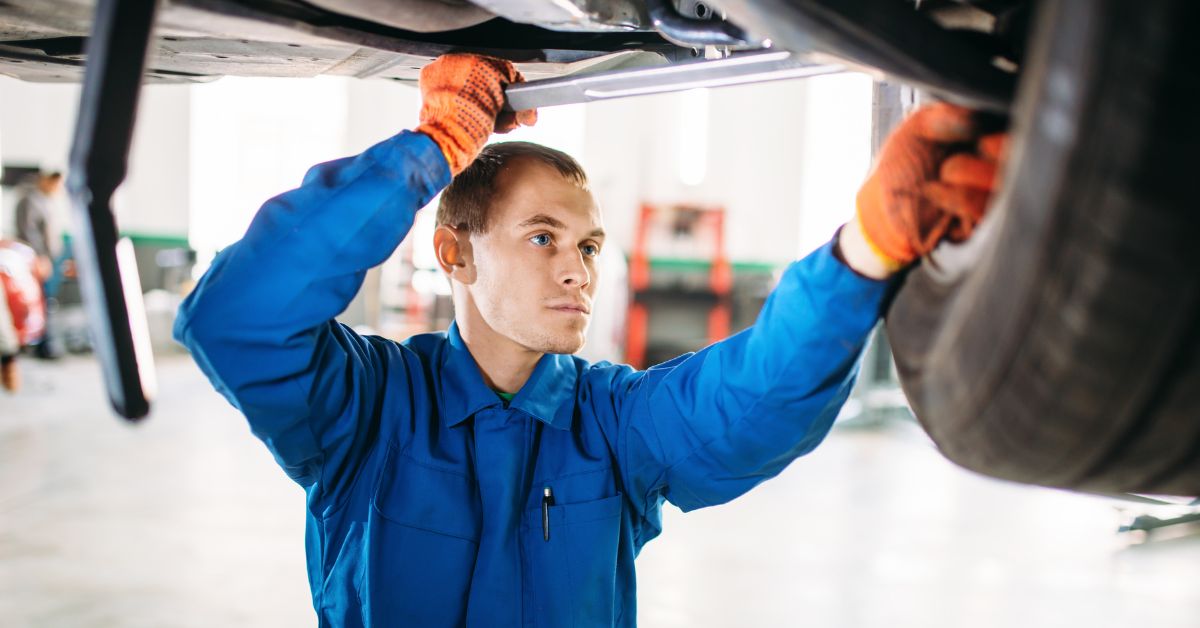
[175, 54, 1002, 626]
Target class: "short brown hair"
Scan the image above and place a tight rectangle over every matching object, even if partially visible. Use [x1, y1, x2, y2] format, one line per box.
[436, 142, 588, 233]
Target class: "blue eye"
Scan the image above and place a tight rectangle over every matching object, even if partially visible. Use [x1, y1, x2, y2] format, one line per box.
[581, 244, 600, 257]
[530, 234, 552, 246]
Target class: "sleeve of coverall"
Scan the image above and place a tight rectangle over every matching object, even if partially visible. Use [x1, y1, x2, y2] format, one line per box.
[173, 131, 451, 495]
[611, 237, 892, 528]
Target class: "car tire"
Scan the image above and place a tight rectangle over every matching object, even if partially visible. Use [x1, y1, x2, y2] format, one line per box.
[885, 0, 1200, 494]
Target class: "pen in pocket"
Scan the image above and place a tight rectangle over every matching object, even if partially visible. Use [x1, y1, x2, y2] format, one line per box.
[542, 486, 554, 542]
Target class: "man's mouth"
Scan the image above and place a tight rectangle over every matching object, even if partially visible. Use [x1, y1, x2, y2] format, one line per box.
[547, 301, 591, 314]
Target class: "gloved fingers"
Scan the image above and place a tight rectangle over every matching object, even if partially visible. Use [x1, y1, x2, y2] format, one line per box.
[494, 110, 518, 134]
[946, 217, 976, 243]
[419, 53, 521, 102]
[484, 55, 523, 86]
[937, 136, 1006, 243]
[921, 181, 991, 222]
[978, 132, 1009, 162]
[515, 108, 538, 127]
[906, 102, 978, 144]
[494, 108, 537, 134]
[871, 103, 971, 191]
[494, 107, 537, 131]
[914, 210, 955, 257]
[490, 59, 517, 84]
[492, 63, 537, 133]
[855, 103, 1000, 270]
[871, 134, 949, 202]
[940, 153, 997, 190]
[416, 53, 529, 173]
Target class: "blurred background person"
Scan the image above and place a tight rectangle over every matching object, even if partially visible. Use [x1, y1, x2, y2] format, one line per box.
[14, 171, 66, 359]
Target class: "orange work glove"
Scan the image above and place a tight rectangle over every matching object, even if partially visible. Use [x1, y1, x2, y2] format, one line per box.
[854, 102, 1007, 270]
[414, 53, 538, 175]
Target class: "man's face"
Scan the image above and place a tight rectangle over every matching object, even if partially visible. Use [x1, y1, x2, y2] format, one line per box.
[465, 158, 604, 355]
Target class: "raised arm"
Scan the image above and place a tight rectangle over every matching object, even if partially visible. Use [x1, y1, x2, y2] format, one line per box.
[175, 53, 536, 499]
[174, 131, 450, 491]
[606, 238, 887, 523]
[605, 104, 1006, 528]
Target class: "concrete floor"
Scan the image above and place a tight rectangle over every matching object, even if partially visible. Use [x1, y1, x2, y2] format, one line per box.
[2, 355, 1198, 628]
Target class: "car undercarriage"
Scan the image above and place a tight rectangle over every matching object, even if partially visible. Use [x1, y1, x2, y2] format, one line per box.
[1, 0, 1020, 107]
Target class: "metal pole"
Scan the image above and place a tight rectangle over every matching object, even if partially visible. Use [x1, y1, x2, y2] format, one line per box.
[67, 0, 160, 420]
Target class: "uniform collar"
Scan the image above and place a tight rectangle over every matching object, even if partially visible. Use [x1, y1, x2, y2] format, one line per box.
[441, 321, 578, 431]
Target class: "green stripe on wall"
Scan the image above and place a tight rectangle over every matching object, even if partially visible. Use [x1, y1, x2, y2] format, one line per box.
[64, 232, 189, 249]
[628, 257, 780, 274]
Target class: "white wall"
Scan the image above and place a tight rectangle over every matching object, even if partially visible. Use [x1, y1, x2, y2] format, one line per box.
[122, 85, 192, 238]
[794, 74, 874, 256]
[344, 78, 422, 155]
[0, 77, 79, 238]
[0, 76, 193, 241]
[580, 74, 872, 266]
[189, 76, 351, 262]
[0, 78, 78, 171]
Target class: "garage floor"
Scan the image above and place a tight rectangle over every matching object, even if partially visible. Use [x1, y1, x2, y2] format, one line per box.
[2, 355, 1198, 628]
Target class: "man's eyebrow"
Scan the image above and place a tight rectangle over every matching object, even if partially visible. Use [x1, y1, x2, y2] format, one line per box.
[516, 214, 605, 238]
[516, 214, 567, 230]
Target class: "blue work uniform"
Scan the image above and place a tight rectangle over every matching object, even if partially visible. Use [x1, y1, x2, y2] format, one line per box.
[174, 131, 890, 627]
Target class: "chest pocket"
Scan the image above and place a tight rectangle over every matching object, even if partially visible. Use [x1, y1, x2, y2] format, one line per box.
[522, 493, 624, 627]
[369, 443, 481, 628]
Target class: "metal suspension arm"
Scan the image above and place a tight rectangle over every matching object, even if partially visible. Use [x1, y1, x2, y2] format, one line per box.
[505, 49, 843, 110]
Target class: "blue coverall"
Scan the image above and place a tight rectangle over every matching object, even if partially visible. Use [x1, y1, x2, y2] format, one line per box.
[174, 130, 890, 627]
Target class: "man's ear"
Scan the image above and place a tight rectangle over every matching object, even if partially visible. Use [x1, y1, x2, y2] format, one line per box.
[433, 224, 475, 284]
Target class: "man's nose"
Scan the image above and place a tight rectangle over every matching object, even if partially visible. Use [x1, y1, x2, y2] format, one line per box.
[558, 250, 590, 288]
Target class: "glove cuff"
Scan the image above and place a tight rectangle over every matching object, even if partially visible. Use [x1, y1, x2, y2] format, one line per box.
[416, 121, 481, 176]
[853, 211, 907, 273]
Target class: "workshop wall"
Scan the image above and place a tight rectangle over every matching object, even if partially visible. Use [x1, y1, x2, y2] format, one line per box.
[187, 76, 348, 260]
[0, 78, 78, 173]
[0, 78, 79, 238]
[0, 77, 191, 241]
[125, 85, 191, 239]
[581, 73, 872, 267]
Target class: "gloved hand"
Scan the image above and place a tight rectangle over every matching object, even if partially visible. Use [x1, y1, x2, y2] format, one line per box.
[843, 102, 1007, 277]
[414, 53, 538, 175]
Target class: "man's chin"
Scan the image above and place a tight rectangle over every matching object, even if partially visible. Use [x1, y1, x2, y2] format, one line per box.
[542, 338, 585, 355]
[532, 331, 587, 355]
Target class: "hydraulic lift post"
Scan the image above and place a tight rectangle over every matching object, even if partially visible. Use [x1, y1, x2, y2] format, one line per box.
[67, 0, 159, 420]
